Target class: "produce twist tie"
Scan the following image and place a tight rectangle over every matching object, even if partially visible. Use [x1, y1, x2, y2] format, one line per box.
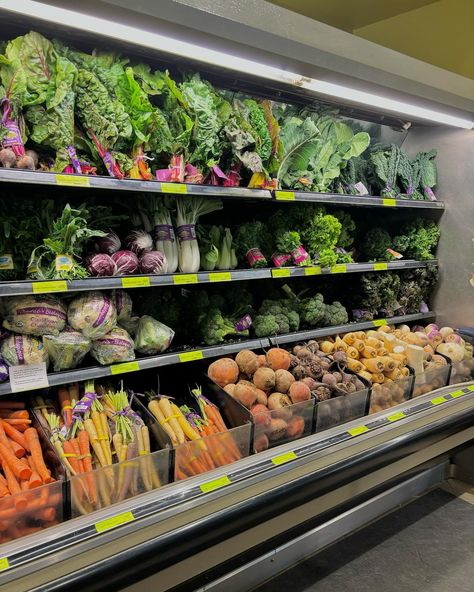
[159, 413, 181, 425]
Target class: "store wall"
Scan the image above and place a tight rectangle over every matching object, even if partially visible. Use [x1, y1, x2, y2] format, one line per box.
[403, 127, 474, 327]
[354, 0, 474, 80]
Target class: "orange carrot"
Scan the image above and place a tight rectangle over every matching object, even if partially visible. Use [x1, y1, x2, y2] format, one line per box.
[1, 421, 27, 449]
[26, 458, 42, 489]
[63, 440, 81, 474]
[0, 410, 29, 420]
[0, 443, 31, 480]
[70, 438, 84, 473]
[7, 438, 25, 459]
[78, 430, 96, 503]
[38, 506, 56, 522]
[11, 424, 29, 432]
[24, 429, 51, 484]
[3, 419, 32, 425]
[1, 461, 27, 510]
[58, 387, 73, 428]
[0, 481, 9, 498]
[0, 401, 25, 409]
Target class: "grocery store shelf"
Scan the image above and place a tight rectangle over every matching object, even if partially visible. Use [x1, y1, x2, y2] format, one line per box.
[270, 312, 436, 345]
[0, 260, 438, 296]
[0, 313, 434, 395]
[2, 383, 472, 588]
[274, 190, 445, 209]
[0, 169, 272, 199]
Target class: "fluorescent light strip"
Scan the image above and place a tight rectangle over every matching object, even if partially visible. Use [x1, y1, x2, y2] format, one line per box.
[2, 0, 472, 129]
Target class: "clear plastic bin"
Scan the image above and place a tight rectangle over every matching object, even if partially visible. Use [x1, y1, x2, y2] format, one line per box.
[449, 357, 474, 385]
[412, 364, 451, 398]
[369, 374, 414, 414]
[174, 423, 252, 481]
[69, 448, 170, 517]
[314, 388, 369, 432]
[252, 398, 315, 452]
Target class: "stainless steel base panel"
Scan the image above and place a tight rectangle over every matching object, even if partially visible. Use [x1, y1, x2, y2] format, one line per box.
[194, 463, 448, 592]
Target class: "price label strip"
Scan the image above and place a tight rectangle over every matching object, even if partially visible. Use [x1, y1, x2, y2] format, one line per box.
[304, 266, 321, 276]
[450, 389, 466, 399]
[330, 264, 347, 274]
[179, 350, 204, 363]
[373, 262, 388, 271]
[95, 511, 135, 533]
[348, 425, 369, 437]
[271, 268, 291, 278]
[173, 274, 198, 285]
[55, 174, 90, 187]
[387, 411, 406, 422]
[200, 475, 231, 493]
[209, 272, 232, 282]
[32, 281, 68, 294]
[121, 277, 151, 288]
[110, 361, 140, 375]
[382, 198, 397, 207]
[271, 451, 297, 466]
[274, 191, 295, 201]
[160, 182, 187, 194]
[373, 319, 388, 327]
[0, 558, 9, 572]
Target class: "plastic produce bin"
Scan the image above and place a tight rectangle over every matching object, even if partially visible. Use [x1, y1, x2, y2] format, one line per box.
[449, 357, 474, 385]
[0, 411, 66, 543]
[314, 388, 369, 432]
[412, 364, 451, 398]
[368, 373, 414, 414]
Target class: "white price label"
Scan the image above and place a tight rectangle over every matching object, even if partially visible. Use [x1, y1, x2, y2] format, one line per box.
[9, 363, 49, 393]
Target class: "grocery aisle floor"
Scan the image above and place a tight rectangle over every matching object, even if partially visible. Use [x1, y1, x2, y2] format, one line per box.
[254, 484, 474, 592]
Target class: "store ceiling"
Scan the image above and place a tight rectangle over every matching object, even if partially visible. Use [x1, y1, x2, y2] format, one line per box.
[267, 0, 438, 31]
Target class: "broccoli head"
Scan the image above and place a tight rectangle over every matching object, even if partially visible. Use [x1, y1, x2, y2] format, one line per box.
[287, 310, 300, 332]
[322, 301, 348, 327]
[199, 308, 248, 345]
[299, 294, 325, 327]
[253, 314, 280, 337]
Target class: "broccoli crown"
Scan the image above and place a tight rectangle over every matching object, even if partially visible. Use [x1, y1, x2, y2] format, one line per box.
[287, 310, 300, 332]
[253, 314, 280, 337]
[299, 295, 326, 327]
[199, 308, 243, 345]
[322, 301, 348, 327]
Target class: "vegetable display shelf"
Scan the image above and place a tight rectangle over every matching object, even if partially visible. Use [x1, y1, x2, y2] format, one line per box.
[0, 313, 434, 396]
[1, 383, 472, 587]
[0, 168, 445, 210]
[274, 190, 445, 209]
[0, 260, 438, 297]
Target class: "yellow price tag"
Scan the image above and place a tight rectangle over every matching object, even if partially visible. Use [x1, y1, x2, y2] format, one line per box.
[209, 272, 232, 282]
[200, 475, 231, 493]
[121, 276, 151, 288]
[173, 274, 198, 285]
[450, 390, 465, 398]
[272, 268, 291, 278]
[373, 319, 388, 327]
[271, 451, 297, 466]
[110, 361, 140, 375]
[275, 190, 295, 201]
[348, 425, 369, 437]
[179, 350, 204, 363]
[160, 182, 187, 194]
[331, 264, 347, 274]
[95, 511, 135, 533]
[32, 281, 68, 294]
[0, 558, 9, 572]
[387, 411, 406, 422]
[55, 174, 90, 187]
[304, 266, 321, 276]
[382, 198, 397, 207]
[468, 385, 474, 391]
[431, 396, 447, 405]
[373, 262, 388, 271]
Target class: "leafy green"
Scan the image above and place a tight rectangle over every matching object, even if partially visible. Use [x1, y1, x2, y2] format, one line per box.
[392, 219, 440, 260]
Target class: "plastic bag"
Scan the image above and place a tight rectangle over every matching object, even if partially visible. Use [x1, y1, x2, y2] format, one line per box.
[43, 328, 91, 371]
[2, 295, 67, 336]
[1, 334, 49, 367]
[134, 315, 175, 355]
[91, 327, 135, 365]
[119, 315, 140, 338]
[68, 291, 117, 339]
[111, 290, 133, 323]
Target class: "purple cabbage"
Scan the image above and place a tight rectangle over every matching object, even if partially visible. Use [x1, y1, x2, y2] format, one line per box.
[95, 231, 121, 255]
[86, 253, 117, 277]
[125, 229, 153, 255]
[139, 251, 168, 274]
[111, 250, 139, 275]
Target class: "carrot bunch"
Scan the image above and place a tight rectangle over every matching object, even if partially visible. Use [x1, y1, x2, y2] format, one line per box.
[147, 387, 241, 481]
[0, 401, 60, 542]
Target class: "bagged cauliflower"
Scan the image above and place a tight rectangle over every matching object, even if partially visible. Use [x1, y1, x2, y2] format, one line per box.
[2, 295, 67, 336]
[119, 315, 140, 338]
[111, 290, 133, 323]
[91, 327, 135, 365]
[134, 315, 175, 355]
[68, 291, 117, 339]
[1, 334, 49, 367]
[43, 328, 91, 371]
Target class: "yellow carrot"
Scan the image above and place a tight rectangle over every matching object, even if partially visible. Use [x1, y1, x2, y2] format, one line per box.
[84, 418, 108, 467]
[158, 398, 185, 444]
[148, 400, 178, 445]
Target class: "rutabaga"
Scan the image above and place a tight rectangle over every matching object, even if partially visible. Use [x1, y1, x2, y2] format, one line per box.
[175, 197, 223, 273]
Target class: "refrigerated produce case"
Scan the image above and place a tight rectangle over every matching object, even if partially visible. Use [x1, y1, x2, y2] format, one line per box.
[0, 1, 472, 590]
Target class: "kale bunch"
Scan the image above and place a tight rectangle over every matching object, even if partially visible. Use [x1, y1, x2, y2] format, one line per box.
[360, 227, 392, 261]
[393, 219, 440, 260]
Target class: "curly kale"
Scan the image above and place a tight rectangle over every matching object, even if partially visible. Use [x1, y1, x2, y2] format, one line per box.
[397, 266, 439, 314]
[393, 219, 440, 260]
[358, 273, 401, 317]
[333, 211, 356, 250]
[360, 228, 392, 261]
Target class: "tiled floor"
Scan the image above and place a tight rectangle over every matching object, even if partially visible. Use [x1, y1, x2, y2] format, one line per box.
[254, 487, 474, 592]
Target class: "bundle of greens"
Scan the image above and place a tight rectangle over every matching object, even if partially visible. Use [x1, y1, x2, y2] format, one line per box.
[197, 225, 237, 271]
[370, 144, 401, 198]
[396, 150, 423, 200]
[234, 221, 270, 268]
[417, 150, 438, 201]
[360, 227, 392, 261]
[392, 219, 440, 260]
[28, 203, 106, 280]
[355, 272, 401, 319]
[397, 266, 439, 314]
[300, 207, 342, 268]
